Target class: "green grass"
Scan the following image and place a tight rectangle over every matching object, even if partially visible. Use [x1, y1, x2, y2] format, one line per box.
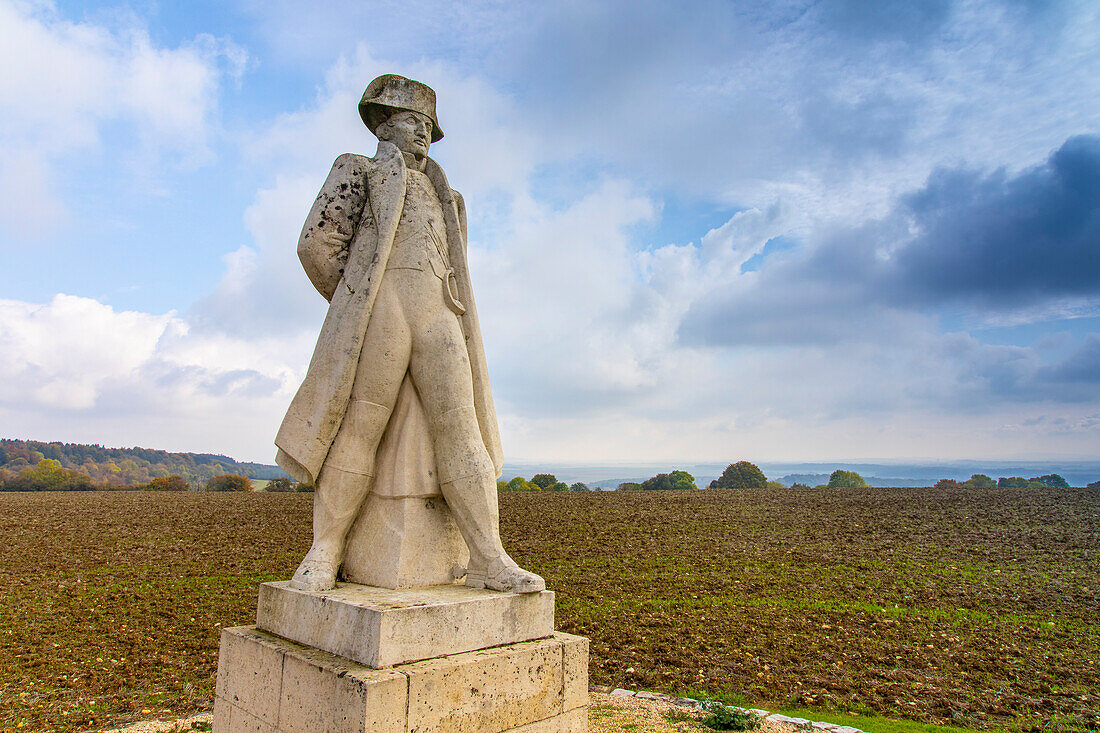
[776, 707, 1005, 733]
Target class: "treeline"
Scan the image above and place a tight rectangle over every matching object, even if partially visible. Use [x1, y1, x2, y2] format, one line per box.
[0, 439, 287, 491]
[934, 473, 1074, 489]
[502, 463, 1099, 493]
[497, 474, 588, 492]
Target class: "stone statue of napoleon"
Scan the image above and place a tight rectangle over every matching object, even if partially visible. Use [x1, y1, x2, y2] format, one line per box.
[275, 74, 544, 595]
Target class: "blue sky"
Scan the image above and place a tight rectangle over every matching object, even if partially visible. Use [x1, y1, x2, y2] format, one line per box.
[0, 0, 1097, 464]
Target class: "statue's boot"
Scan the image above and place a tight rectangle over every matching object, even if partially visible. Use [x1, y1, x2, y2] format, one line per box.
[289, 466, 371, 591]
[289, 399, 390, 592]
[439, 473, 545, 594]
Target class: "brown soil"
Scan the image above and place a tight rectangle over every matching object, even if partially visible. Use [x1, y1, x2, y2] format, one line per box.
[0, 485, 1097, 731]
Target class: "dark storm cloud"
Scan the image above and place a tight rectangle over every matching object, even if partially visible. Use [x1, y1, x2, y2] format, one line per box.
[891, 134, 1100, 305]
[680, 133, 1100, 349]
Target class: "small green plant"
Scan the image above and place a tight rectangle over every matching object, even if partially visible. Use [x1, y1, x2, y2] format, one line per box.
[190, 722, 212, 732]
[702, 701, 761, 731]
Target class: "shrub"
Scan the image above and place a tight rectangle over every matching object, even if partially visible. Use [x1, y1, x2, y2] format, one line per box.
[962, 474, 996, 488]
[205, 474, 252, 492]
[709, 461, 767, 489]
[569, 482, 589, 491]
[828, 469, 869, 488]
[789, 482, 810, 490]
[701, 702, 761, 731]
[266, 477, 296, 492]
[934, 478, 958, 489]
[144, 475, 188, 492]
[530, 474, 558, 490]
[640, 470, 699, 491]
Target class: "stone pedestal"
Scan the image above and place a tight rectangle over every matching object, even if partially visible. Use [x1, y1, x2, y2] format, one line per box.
[342, 494, 468, 589]
[255, 581, 555, 668]
[214, 626, 588, 732]
[215, 582, 588, 732]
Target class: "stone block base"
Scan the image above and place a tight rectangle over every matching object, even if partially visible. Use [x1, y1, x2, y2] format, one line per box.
[255, 581, 555, 668]
[214, 625, 588, 733]
[343, 494, 468, 589]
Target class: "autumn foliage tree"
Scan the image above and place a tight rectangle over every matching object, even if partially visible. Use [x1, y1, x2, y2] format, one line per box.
[143, 475, 189, 491]
[205, 474, 252, 492]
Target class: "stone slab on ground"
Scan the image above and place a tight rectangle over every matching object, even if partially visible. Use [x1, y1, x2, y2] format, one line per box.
[214, 625, 587, 733]
[255, 580, 554, 668]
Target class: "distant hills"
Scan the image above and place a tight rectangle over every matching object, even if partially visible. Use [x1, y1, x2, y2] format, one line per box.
[0, 438, 286, 489]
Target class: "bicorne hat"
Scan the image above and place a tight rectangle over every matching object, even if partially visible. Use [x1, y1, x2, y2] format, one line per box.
[358, 74, 443, 142]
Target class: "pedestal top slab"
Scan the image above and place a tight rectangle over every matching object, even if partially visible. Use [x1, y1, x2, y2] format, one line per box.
[256, 581, 555, 669]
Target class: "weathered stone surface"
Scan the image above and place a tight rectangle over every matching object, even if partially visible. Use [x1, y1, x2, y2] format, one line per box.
[508, 707, 587, 732]
[561, 632, 590, 712]
[405, 636, 563, 732]
[213, 626, 408, 733]
[214, 626, 284, 727]
[213, 625, 587, 733]
[342, 493, 468, 588]
[609, 688, 635, 697]
[256, 581, 554, 668]
[214, 700, 277, 733]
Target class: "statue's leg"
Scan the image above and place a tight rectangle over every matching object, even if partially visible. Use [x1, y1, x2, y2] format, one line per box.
[409, 303, 545, 594]
[290, 281, 411, 592]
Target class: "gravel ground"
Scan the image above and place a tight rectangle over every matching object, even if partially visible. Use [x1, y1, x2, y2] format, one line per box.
[589, 691, 798, 733]
[100, 694, 800, 733]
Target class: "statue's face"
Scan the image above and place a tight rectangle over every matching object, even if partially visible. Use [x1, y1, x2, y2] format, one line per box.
[377, 110, 433, 158]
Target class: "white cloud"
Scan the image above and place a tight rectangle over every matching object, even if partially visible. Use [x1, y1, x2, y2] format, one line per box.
[0, 0, 245, 237]
[0, 293, 307, 459]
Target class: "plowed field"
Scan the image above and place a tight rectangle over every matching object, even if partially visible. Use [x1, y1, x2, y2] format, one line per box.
[1, 486, 1097, 731]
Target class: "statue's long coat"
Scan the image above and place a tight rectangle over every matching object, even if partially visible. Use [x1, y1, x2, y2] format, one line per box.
[275, 141, 503, 489]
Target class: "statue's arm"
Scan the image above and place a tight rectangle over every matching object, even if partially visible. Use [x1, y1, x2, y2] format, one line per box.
[453, 189, 468, 250]
[298, 153, 370, 301]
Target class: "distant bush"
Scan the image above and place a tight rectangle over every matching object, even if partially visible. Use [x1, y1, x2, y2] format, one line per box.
[765, 480, 785, 489]
[934, 478, 959, 489]
[640, 470, 698, 491]
[500, 476, 540, 492]
[828, 470, 869, 488]
[143, 475, 188, 492]
[998, 476, 1042, 489]
[569, 482, 589, 491]
[1087, 480, 1100, 490]
[1033, 474, 1069, 488]
[616, 482, 643, 491]
[528, 474, 557, 489]
[961, 474, 996, 488]
[265, 477, 296, 492]
[709, 461, 767, 489]
[789, 482, 810, 490]
[205, 474, 252, 492]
